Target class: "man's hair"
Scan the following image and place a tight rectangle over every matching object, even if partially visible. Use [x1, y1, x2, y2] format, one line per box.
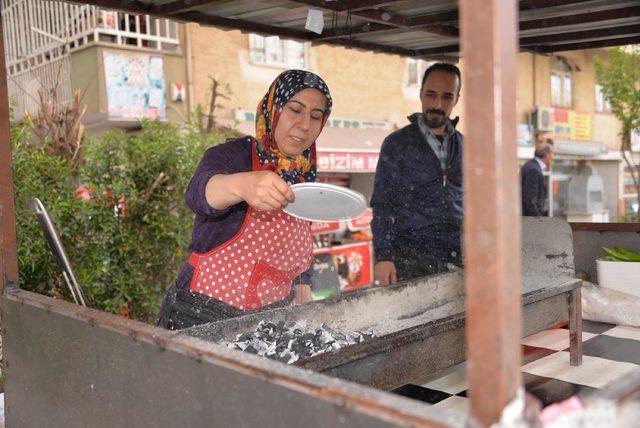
[421, 62, 462, 94]
[534, 139, 554, 158]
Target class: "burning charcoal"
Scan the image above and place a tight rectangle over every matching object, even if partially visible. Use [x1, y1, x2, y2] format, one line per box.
[244, 345, 258, 354]
[345, 331, 363, 344]
[225, 320, 375, 364]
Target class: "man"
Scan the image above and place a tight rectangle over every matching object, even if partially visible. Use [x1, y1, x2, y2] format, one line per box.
[371, 63, 463, 285]
[521, 139, 553, 217]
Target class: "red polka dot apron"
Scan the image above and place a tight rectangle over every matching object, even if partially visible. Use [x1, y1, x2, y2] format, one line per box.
[188, 142, 313, 311]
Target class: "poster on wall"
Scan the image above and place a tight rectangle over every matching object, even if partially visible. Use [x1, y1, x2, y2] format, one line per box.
[313, 242, 373, 293]
[103, 51, 166, 120]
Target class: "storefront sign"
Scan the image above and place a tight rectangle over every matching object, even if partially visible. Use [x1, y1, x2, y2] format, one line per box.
[234, 109, 391, 130]
[347, 208, 373, 231]
[310, 253, 341, 299]
[317, 151, 379, 172]
[553, 109, 572, 139]
[103, 51, 166, 120]
[314, 242, 372, 291]
[571, 111, 591, 141]
[552, 108, 591, 141]
[311, 221, 341, 235]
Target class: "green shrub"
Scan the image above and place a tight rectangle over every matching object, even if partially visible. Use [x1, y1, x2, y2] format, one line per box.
[13, 119, 231, 322]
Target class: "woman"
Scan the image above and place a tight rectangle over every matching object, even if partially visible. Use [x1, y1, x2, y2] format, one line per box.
[157, 70, 332, 330]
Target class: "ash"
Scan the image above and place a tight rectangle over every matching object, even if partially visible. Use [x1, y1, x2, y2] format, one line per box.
[225, 320, 375, 364]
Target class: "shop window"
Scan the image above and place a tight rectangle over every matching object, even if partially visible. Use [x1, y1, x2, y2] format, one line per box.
[595, 84, 611, 113]
[407, 58, 433, 86]
[249, 34, 306, 68]
[551, 57, 572, 108]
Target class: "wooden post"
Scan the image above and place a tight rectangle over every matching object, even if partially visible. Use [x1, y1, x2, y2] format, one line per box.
[460, 0, 522, 425]
[0, 2, 20, 295]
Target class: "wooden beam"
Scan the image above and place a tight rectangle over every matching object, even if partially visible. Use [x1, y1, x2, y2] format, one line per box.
[312, 37, 416, 57]
[519, 24, 640, 46]
[66, 0, 151, 14]
[333, 0, 400, 11]
[518, 0, 594, 12]
[174, 10, 319, 40]
[152, 1, 222, 15]
[0, 1, 20, 294]
[414, 44, 459, 57]
[460, 0, 522, 425]
[415, 24, 640, 57]
[174, 10, 414, 57]
[519, 6, 640, 31]
[534, 35, 640, 53]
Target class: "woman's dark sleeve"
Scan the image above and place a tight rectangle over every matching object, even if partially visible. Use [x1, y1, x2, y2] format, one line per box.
[185, 139, 251, 219]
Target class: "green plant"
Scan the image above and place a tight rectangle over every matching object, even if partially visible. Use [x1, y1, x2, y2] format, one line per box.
[601, 246, 640, 262]
[13, 118, 233, 322]
[595, 47, 640, 221]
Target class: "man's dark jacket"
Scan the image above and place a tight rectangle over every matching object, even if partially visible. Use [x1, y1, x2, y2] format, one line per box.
[521, 158, 547, 216]
[371, 114, 463, 266]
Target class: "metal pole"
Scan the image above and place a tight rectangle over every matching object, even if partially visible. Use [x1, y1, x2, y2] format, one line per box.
[0, 1, 20, 295]
[460, 0, 522, 425]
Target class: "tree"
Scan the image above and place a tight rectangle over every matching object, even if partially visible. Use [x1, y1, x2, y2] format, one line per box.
[595, 46, 640, 221]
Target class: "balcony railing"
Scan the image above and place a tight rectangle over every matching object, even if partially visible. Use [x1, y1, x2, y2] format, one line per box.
[2, 0, 180, 76]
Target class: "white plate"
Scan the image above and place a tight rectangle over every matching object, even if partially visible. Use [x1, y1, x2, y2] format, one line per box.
[283, 183, 368, 222]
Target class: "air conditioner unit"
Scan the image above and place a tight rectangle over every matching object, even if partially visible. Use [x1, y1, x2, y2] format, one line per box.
[531, 107, 554, 132]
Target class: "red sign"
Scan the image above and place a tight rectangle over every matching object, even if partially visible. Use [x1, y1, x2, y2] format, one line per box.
[348, 208, 372, 231]
[311, 221, 341, 235]
[317, 151, 379, 172]
[314, 242, 372, 291]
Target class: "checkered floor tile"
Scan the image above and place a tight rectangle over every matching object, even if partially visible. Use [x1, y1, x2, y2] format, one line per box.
[391, 321, 640, 413]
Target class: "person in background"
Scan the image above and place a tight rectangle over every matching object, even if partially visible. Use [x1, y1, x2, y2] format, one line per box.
[521, 138, 554, 217]
[371, 63, 464, 286]
[157, 70, 332, 330]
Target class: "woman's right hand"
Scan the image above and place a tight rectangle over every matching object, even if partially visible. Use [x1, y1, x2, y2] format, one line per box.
[238, 171, 295, 211]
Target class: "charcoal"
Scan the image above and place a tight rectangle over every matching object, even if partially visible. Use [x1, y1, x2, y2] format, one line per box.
[223, 320, 375, 364]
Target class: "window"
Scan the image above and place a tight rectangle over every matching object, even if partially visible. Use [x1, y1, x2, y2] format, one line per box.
[407, 58, 433, 86]
[595, 84, 611, 113]
[550, 57, 572, 107]
[249, 34, 306, 68]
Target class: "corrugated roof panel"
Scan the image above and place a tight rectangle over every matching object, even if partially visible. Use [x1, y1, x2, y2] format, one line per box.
[67, 0, 640, 55]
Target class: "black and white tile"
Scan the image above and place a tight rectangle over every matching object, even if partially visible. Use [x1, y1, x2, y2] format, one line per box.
[391, 321, 640, 414]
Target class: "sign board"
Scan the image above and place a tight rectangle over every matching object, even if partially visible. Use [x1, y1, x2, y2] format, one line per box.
[517, 124, 533, 147]
[317, 151, 379, 173]
[309, 253, 340, 300]
[311, 221, 341, 235]
[103, 51, 166, 120]
[347, 208, 373, 231]
[552, 108, 591, 141]
[234, 109, 391, 130]
[171, 83, 186, 102]
[314, 242, 372, 292]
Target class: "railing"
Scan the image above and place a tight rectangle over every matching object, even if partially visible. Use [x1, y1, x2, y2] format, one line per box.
[1, 0, 180, 76]
[2, 0, 180, 119]
[7, 55, 72, 120]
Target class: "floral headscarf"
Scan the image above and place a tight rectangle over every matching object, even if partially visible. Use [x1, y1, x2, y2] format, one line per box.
[254, 70, 332, 185]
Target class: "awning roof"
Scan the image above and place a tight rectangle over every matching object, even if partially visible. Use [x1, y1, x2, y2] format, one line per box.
[70, 0, 640, 60]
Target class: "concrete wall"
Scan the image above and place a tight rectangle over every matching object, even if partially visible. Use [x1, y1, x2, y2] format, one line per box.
[70, 37, 189, 129]
[187, 25, 620, 148]
[188, 25, 440, 130]
[514, 49, 621, 151]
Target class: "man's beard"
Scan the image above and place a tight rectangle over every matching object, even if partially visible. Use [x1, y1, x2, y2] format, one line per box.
[424, 109, 447, 128]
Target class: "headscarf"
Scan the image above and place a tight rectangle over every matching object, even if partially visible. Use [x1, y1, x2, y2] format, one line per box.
[254, 70, 332, 185]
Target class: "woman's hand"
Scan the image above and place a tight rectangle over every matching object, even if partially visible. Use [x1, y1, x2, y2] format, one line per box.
[238, 171, 295, 211]
[205, 171, 294, 211]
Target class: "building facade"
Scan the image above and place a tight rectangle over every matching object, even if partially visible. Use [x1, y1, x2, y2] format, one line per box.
[3, 2, 636, 220]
